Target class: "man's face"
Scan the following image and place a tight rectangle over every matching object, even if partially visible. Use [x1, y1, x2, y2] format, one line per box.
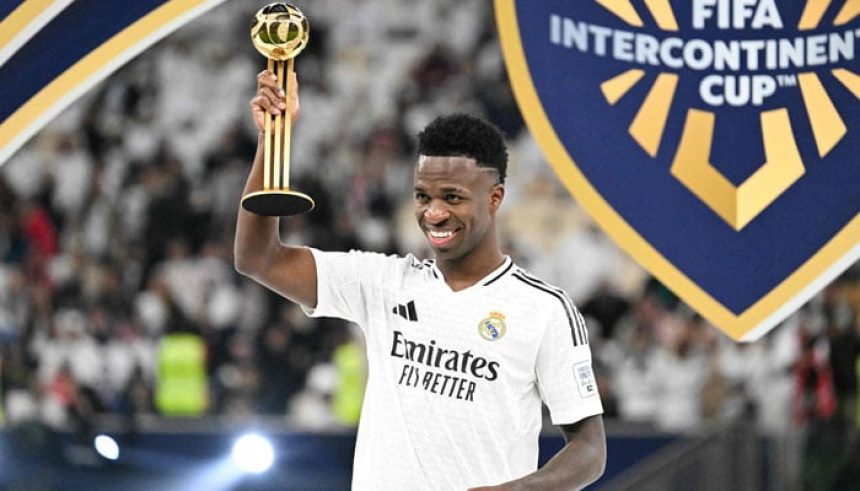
[413, 155, 503, 261]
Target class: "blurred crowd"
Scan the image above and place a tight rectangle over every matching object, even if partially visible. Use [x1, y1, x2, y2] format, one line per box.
[0, 3, 858, 485]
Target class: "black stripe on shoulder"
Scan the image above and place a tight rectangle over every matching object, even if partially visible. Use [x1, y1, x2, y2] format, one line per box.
[483, 259, 513, 286]
[573, 305, 589, 345]
[516, 270, 589, 345]
[512, 272, 586, 346]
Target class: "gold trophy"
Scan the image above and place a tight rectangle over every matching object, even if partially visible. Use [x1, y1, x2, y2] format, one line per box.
[242, 3, 314, 216]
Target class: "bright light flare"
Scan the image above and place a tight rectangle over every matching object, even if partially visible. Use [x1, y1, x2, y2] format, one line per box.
[94, 434, 120, 461]
[231, 433, 275, 474]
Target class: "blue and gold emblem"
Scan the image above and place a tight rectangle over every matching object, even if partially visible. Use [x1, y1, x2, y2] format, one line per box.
[478, 311, 507, 341]
[0, 0, 228, 165]
[497, 0, 859, 341]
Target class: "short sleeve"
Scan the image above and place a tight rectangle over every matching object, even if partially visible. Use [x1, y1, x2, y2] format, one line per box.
[301, 248, 391, 330]
[535, 301, 603, 425]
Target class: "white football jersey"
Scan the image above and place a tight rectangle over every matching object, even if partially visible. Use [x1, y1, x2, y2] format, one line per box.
[303, 249, 603, 490]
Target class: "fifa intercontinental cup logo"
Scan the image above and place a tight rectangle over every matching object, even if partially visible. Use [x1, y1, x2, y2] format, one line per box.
[550, 0, 859, 230]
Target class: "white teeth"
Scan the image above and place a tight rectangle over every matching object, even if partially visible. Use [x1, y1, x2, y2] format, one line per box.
[429, 230, 454, 238]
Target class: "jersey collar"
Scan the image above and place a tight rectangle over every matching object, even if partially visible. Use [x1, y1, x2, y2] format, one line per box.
[426, 256, 514, 291]
[480, 256, 514, 286]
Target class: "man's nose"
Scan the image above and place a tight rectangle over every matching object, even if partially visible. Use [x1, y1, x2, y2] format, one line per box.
[424, 201, 449, 223]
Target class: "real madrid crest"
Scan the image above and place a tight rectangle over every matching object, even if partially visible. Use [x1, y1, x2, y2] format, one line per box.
[478, 311, 507, 341]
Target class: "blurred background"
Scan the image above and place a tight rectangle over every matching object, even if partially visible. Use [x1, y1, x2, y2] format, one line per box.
[0, 1, 858, 490]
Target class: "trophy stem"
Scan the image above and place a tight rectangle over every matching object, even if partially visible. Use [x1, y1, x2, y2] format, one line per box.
[282, 57, 294, 189]
[264, 58, 273, 191]
[273, 60, 284, 190]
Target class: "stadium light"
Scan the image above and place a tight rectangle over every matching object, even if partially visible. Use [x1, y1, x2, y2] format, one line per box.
[231, 433, 275, 474]
[93, 434, 120, 461]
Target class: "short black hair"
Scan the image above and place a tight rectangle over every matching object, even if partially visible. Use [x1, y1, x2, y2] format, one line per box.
[417, 114, 508, 184]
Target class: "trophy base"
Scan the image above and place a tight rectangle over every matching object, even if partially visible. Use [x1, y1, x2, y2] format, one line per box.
[242, 190, 315, 216]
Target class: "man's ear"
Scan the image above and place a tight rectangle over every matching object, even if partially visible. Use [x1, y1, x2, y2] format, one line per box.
[490, 184, 505, 213]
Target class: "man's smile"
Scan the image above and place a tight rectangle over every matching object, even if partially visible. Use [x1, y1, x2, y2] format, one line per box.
[426, 227, 460, 247]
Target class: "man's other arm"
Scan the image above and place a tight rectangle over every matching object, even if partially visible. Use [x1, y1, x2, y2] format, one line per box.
[469, 415, 606, 491]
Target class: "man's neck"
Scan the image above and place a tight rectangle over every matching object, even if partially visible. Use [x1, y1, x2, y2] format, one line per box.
[436, 248, 506, 292]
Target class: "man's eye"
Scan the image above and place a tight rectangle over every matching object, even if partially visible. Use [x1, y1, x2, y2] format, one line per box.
[446, 194, 463, 203]
[415, 193, 429, 202]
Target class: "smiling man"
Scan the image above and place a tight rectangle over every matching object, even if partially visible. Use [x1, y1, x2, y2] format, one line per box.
[235, 71, 606, 490]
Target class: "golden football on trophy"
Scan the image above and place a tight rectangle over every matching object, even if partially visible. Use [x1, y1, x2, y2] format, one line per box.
[251, 3, 309, 61]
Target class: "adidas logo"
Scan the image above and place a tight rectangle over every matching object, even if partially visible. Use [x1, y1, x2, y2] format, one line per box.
[392, 300, 418, 322]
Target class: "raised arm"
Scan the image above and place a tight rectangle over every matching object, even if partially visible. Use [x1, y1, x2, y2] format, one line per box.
[234, 69, 317, 309]
[469, 415, 606, 491]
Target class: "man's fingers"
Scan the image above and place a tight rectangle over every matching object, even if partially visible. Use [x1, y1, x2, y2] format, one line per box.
[251, 94, 270, 112]
[259, 87, 285, 113]
[251, 95, 280, 118]
[254, 69, 298, 125]
[256, 69, 284, 94]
